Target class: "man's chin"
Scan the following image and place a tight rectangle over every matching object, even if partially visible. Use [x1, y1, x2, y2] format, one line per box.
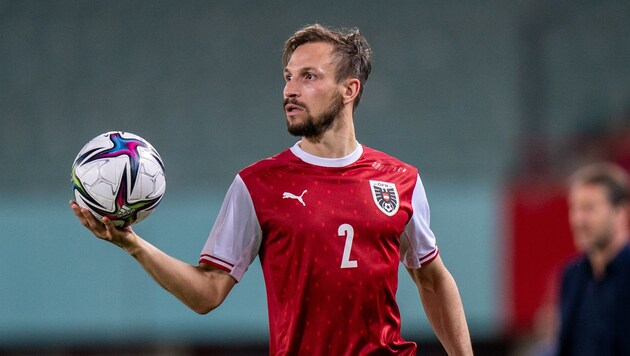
[575, 236, 597, 253]
[286, 123, 303, 137]
[287, 120, 314, 137]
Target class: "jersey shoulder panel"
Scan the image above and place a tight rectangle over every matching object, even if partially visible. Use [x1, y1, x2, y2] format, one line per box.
[238, 148, 297, 180]
[360, 146, 419, 177]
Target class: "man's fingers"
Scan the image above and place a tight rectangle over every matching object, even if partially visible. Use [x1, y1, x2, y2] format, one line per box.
[71, 203, 109, 238]
[69, 201, 89, 226]
[102, 217, 117, 234]
[81, 208, 99, 227]
[70, 201, 101, 233]
[70, 201, 133, 248]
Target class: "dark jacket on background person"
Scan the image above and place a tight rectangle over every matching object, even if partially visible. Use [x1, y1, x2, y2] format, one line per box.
[556, 244, 630, 356]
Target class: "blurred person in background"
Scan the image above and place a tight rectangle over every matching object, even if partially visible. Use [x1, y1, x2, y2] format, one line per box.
[556, 162, 630, 355]
[70, 24, 473, 355]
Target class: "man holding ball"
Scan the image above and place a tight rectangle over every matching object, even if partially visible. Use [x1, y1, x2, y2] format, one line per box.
[71, 23, 472, 355]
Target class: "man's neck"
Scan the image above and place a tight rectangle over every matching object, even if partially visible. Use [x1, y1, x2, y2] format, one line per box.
[299, 115, 357, 158]
[589, 232, 628, 279]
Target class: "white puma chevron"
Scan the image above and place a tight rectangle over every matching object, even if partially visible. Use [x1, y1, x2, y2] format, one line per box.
[283, 190, 307, 206]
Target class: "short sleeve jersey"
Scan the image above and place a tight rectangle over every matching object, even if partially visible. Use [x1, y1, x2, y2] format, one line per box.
[200, 142, 438, 355]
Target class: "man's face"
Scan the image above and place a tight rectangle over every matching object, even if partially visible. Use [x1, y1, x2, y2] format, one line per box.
[283, 42, 345, 139]
[568, 183, 618, 253]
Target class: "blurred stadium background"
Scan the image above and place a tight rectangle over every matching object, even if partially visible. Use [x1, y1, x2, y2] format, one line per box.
[1, 0, 629, 355]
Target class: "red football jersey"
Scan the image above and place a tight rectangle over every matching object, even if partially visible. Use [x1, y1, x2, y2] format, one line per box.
[200, 142, 438, 355]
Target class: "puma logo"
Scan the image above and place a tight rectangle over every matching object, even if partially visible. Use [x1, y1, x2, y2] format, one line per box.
[283, 190, 307, 206]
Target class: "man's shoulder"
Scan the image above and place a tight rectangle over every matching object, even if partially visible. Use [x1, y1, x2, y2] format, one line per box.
[562, 254, 587, 273]
[616, 243, 630, 271]
[360, 145, 418, 174]
[560, 255, 589, 284]
[238, 148, 295, 179]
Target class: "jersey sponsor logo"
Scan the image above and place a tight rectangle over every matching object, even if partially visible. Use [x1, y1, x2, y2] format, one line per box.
[369, 180, 399, 216]
[282, 190, 307, 206]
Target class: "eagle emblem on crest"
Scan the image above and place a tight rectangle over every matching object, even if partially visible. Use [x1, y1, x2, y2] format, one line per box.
[369, 180, 399, 216]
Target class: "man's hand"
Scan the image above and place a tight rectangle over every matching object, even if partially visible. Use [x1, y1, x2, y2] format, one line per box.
[69, 200, 138, 251]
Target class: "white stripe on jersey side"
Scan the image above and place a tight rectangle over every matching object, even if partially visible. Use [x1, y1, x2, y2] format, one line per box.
[200, 254, 235, 272]
[418, 248, 439, 267]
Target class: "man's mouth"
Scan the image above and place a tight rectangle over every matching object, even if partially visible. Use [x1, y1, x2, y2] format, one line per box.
[284, 98, 307, 114]
[285, 103, 305, 114]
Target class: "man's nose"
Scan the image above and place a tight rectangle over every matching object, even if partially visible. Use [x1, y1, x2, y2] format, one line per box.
[284, 81, 299, 98]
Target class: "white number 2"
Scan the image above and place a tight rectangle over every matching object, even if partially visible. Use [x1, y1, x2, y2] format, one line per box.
[338, 223, 358, 268]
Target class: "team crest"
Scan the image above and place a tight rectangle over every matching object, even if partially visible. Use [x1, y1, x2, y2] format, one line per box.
[369, 180, 399, 216]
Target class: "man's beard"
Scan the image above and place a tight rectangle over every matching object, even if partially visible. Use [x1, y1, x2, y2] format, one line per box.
[285, 92, 344, 140]
[573, 222, 614, 254]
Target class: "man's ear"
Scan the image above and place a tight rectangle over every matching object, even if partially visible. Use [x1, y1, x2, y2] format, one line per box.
[342, 78, 361, 105]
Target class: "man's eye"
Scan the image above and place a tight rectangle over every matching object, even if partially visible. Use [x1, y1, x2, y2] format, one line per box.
[305, 73, 314, 80]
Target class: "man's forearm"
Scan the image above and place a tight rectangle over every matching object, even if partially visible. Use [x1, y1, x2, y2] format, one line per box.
[419, 270, 472, 355]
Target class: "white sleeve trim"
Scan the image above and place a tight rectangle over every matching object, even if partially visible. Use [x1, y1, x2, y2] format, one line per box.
[199, 174, 262, 282]
[400, 174, 438, 269]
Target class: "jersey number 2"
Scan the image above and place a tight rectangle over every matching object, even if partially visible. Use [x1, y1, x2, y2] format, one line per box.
[338, 223, 358, 268]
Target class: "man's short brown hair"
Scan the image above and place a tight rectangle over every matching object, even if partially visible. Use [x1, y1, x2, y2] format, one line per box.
[282, 24, 372, 110]
[570, 162, 630, 206]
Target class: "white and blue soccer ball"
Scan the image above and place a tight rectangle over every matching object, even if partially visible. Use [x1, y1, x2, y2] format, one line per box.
[71, 131, 166, 227]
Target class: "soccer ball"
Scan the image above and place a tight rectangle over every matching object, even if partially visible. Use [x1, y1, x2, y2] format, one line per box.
[71, 131, 166, 227]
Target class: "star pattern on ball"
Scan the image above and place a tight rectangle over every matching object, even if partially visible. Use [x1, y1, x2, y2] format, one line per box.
[72, 132, 165, 227]
[82, 132, 147, 192]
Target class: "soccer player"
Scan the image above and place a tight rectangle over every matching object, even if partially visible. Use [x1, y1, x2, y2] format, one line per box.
[556, 162, 630, 355]
[70, 24, 473, 355]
